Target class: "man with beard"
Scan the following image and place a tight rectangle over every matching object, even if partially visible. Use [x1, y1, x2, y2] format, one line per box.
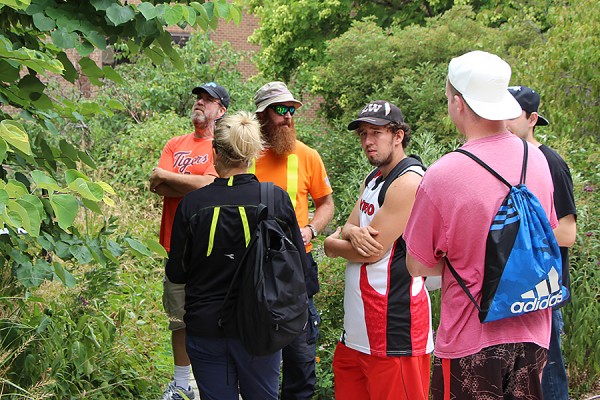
[150, 82, 229, 400]
[323, 101, 433, 400]
[251, 81, 334, 399]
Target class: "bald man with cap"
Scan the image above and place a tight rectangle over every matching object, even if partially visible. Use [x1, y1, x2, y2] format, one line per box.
[151, 82, 229, 400]
[404, 52, 558, 400]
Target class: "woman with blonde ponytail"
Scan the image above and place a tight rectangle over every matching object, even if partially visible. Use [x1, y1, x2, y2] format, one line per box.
[166, 111, 306, 400]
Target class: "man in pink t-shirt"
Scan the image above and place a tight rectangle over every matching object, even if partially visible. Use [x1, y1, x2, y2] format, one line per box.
[404, 51, 557, 400]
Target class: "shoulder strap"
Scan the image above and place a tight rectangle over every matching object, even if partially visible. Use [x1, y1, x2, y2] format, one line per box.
[445, 256, 483, 313]
[520, 139, 528, 185]
[454, 149, 513, 189]
[377, 156, 425, 206]
[365, 168, 380, 187]
[454, 139, 529, 187]
[260, 181, 275, 219]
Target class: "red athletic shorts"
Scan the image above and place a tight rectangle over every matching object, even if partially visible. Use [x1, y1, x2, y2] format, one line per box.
[332, 341, 430, 400]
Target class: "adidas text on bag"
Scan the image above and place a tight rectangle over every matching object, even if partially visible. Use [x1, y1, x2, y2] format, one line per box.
[220, 182, 308, 356]
[447, 140, 568, 323]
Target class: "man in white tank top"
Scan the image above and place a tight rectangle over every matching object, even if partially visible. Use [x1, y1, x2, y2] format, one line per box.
[324, 100, 433, 400]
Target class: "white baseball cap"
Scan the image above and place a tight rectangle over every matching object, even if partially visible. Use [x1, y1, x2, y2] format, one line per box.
[448, 51, 522, 120]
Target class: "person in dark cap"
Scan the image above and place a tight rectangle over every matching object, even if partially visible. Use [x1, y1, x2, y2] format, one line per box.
[324, 100, 433, 400]
[507, 85, 576, 400]
[150, 82, 229, 400]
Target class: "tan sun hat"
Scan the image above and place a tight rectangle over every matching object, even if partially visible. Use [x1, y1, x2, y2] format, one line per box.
[254, 81, 303, 113]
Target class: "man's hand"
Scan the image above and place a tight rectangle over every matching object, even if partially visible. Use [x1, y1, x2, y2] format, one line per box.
[149, 167, 165, 193]
[345, 225, 384, 257]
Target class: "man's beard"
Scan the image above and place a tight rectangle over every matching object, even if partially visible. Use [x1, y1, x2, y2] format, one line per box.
[262, 120, 297, 156]
[191, 110, 211, 130]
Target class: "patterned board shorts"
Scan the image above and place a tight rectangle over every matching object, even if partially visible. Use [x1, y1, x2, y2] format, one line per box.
[432, 342, 547, 400]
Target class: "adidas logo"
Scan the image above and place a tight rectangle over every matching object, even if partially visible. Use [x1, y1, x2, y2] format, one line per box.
[510, 267, 563, 314]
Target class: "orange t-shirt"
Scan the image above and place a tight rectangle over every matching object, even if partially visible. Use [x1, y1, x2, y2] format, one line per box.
[157, 134, 217, 252]
[252, 140, 332, 252]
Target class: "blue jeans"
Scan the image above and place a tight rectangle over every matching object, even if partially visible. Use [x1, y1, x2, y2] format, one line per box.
[542, 309, 569, 400]
[280, 297, 320, 400]
[186, 335, 281, 400]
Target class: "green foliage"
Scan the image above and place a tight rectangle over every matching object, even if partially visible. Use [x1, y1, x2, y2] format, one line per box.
[311, 6, 542, 142]
[99, 33, 256, 122]
[0, 0, 241, 397]
[247, 0, 552, 84]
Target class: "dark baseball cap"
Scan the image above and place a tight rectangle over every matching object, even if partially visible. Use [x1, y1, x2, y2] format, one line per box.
[508, 86, 549, 126]
[348, 100, 404, 130]
[192, 82, 230, 109]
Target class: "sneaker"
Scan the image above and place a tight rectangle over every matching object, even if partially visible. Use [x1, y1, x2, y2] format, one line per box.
[160, 380, 195, 400]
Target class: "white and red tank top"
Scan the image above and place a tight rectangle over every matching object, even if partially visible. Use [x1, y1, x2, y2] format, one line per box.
[341, 170, 434, 357]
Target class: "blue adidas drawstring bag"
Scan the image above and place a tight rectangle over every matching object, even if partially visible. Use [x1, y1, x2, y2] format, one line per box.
[447, 140, 568, 323]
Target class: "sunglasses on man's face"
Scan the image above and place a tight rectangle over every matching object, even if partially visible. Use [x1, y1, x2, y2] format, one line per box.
[269, 104, 296, 116]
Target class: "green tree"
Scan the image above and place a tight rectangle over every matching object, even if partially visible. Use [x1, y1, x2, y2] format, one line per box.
[247, 0, 551, 83]
[0, 0, 241, 396]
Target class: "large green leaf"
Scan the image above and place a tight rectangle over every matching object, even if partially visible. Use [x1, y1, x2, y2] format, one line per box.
[101, 65, 123, 84]
[144, 238, 168, 258]
[81, 198, 102, 214]
[0, 120, 31, 155]
[32, 12, 55, 31]
[137, 2, 158, 20]
[56, 51, 79, 83]
[68, 178, 104, 201]
[75, 40, 95, 57]
[228, 3, 242, 25]
[77, 150, 97, 169]
[50, 27, 78, 49]
[70, 244, 93, 264]
[59, 139, 79, 162]
[106, 3, 135, 26]
[124, 237, 153, 257]
[0, 188, 8, 214]
[79, 57, 104, 78]
[214, 0, 229, 19]
[64, 169, 89, 185]
[0, 138, 7, 163]
[164, 4, 184, 25]
[0, 0, 31, 11]
[53, 262, 76, 287]
[84, 30, 107, 50]
[31, 170, 62, 192]
[49, 193, 78, 230]
[90, 0, 112, 11]
[0, 59, 19, 82]
[16, 195, 42, 236]
[7, 199, 37, 236]
[4, 179, 28, 197]
[14, 258, 53, 288]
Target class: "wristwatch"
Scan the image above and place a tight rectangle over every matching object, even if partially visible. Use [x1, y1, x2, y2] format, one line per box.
[306, 224, 318, 240]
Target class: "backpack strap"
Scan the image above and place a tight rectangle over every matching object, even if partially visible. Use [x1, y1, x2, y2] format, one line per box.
[260, 181, 276, 220]
[375, 155, 426, 206]
[444, 257, 483, 313]
[519, 139, 528, 185]
[454, 139, 530, 188]
[220, 182, 271, 328]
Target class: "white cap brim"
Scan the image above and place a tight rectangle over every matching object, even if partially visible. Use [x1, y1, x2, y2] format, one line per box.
[463, 90, 523, 121]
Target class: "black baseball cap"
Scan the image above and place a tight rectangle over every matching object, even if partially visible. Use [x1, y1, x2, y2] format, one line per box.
[192, 82, 230, 109]
[508, 86, 549, 126]
[348, 100, 404, 130]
